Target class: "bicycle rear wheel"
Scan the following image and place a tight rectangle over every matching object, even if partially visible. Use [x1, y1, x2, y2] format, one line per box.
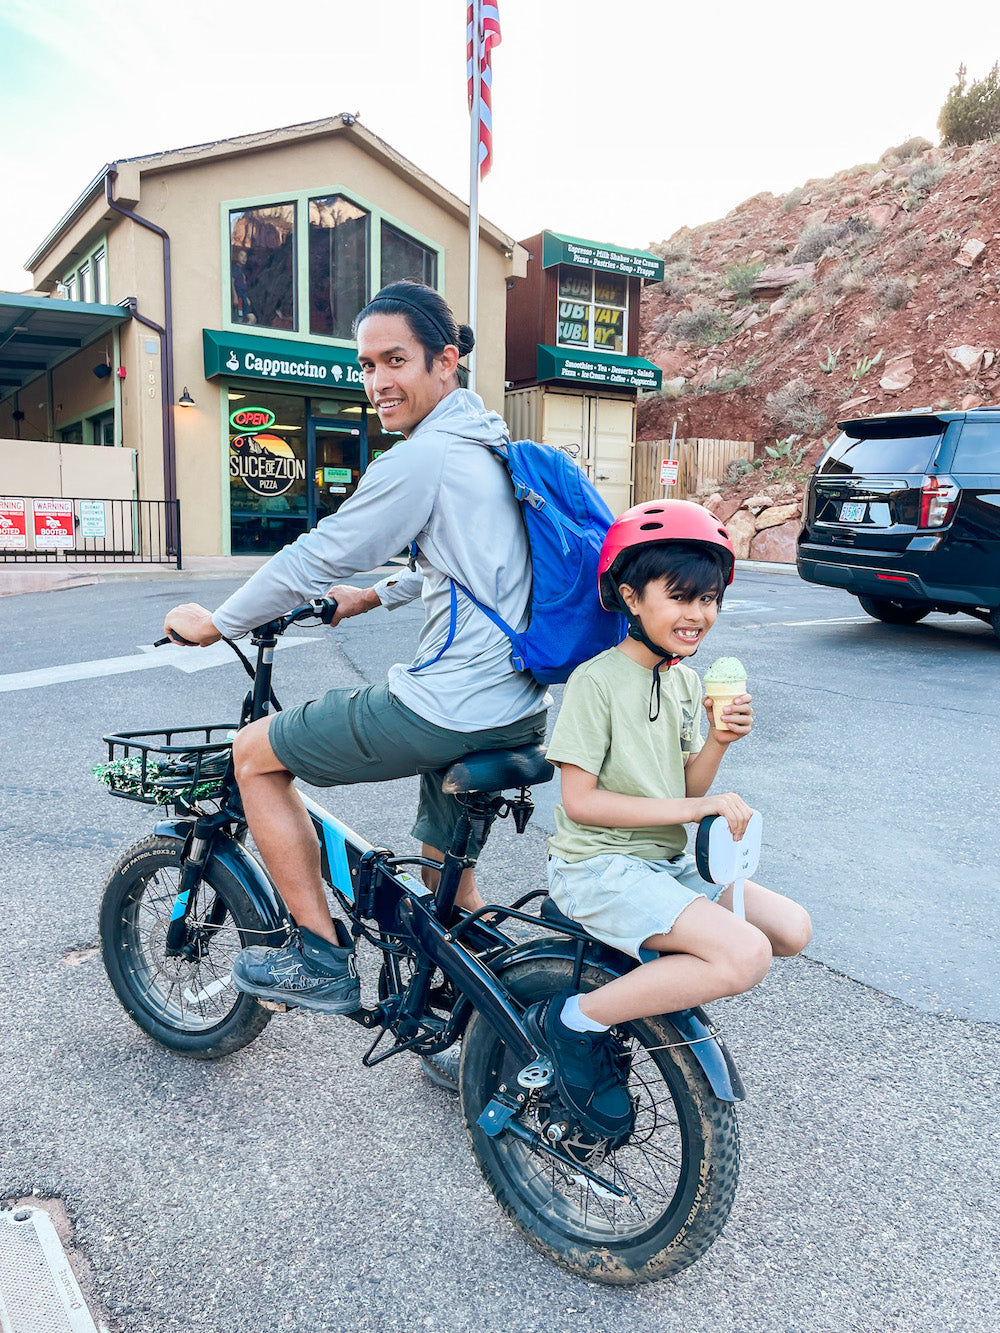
[461, 957, 740, 1284]
[99, 834, 275, 1059]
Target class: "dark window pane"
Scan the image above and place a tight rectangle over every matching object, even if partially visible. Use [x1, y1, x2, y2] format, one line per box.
[952, 423, 1000, 471]
[230, 205, 296, 331]
[820, 430, 941, 476]
[309, 197, 369, 339]
[380, 221, 437, 289]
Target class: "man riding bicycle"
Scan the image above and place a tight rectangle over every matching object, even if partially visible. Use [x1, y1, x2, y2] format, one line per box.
[164, 281, 547, 1017]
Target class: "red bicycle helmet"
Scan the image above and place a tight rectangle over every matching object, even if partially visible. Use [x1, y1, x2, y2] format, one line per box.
[598, 500, 735, 610]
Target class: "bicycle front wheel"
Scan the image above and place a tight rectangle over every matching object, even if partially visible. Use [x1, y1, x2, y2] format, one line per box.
[99, 834, 275, 1059]
[461, 957, 740, 1285]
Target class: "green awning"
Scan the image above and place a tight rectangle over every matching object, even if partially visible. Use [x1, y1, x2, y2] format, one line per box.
[541, 232, 664, 282]
[0, 292, 130, 401]
[537, 345, 662, 391]
[203, 328, 366, 392]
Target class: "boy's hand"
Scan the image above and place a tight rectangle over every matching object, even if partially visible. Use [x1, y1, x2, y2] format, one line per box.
[695, 792, 753, 840]
[703, 692, 753, 744]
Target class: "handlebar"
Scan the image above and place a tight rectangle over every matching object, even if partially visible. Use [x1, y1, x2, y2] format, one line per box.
[154, 597, 339, 649]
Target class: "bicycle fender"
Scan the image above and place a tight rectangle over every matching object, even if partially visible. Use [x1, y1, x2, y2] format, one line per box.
[152, 819, 290, 934]
[486, 937, 746, 1103]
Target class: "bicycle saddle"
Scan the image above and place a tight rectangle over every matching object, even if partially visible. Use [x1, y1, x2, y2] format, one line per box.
[440, 744, 554, 795]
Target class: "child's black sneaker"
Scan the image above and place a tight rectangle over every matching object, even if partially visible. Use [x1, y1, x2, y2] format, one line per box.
[231, 928, 360, 1014]
[522, 991, 634, 1141]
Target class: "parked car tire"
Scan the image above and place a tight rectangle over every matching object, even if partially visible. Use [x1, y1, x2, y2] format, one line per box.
[857, 595, 932, 625]
[990, 607, 1000, 643]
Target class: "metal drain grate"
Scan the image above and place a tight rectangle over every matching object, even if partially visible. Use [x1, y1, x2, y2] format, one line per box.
[0, 1208, 101, 1333]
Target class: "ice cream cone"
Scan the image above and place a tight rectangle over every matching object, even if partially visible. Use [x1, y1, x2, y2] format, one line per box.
[705, 683, 745, 731]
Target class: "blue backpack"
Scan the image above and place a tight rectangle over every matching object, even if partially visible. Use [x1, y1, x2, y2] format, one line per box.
[413, 438, 627, 684]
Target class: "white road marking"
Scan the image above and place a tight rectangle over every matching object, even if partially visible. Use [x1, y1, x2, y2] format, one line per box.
[0, 636, 312, 693]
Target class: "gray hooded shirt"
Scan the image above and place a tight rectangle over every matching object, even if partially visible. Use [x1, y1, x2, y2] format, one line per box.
[212, 389, 548, 731]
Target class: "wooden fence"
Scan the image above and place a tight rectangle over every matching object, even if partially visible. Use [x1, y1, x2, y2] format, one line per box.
[634, 438, 754, 504]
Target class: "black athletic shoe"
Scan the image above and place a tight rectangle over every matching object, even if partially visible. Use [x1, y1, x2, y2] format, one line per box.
[231, 927, 360, 1014]
[522, 991, 634, 1140]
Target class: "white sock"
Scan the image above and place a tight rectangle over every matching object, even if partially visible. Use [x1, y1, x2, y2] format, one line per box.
[560, 993, 610, 1033]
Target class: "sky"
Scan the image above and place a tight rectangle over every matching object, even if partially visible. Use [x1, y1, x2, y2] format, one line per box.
[2, 0, 999, 292]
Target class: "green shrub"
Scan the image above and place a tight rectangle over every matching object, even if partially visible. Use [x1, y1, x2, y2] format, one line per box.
[791, 222, 842, 263]
[721, 261, 764, 303]
[875, 276, 914, 311]
[666, 307, 733, 345]
[697, 360, 758, 394]
[938, 62, 1000, 145]
[765, 378, 826, 435]
[908, 163, 947, 194]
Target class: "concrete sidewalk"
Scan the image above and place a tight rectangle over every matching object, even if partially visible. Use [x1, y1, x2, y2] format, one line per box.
[1, 554, 797, 598]
[0, 555, 270, 598]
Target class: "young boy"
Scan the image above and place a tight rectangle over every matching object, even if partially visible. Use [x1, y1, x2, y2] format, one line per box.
[525, 500, 812, 1139]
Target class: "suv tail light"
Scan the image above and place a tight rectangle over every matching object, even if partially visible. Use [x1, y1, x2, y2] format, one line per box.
[919, 474, 959, 528]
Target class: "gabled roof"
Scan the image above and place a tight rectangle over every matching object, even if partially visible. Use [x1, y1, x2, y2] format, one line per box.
[26, 115, 515, 272]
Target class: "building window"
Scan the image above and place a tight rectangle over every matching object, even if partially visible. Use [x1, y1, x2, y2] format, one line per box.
[309, 196, 369, 339]
[224, 191, 444, 343]
[92, 247, 107, 304]
[60, 239, 108, 304]
[556, 265, 627, 354]
[381, 221, 437, 289]
[229, 204, 297, 331]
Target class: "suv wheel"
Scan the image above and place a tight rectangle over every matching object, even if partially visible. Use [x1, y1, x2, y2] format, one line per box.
[990, 608, 1000, 644]
[857, 595, 931, 626]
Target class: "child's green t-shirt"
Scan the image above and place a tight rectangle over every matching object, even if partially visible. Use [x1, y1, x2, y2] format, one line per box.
[546, 647, 704, 863]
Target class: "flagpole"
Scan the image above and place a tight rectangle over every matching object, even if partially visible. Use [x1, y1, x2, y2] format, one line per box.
[467, 0, 482, 393]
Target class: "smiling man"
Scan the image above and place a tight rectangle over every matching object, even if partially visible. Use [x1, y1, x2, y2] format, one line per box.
[163, 281, 547, 1018]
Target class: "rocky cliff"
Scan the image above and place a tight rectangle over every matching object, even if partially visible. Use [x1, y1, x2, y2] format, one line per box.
[636, 135, 1000, 559]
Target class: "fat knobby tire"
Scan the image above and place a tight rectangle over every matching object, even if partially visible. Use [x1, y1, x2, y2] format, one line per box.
[460, 956, 740, 1284]
[99, 834, 273, 1059]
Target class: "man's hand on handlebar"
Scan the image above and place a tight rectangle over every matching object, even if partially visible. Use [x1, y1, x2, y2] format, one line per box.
[163, 603, 222, 647]
[323, 584, 381, 626]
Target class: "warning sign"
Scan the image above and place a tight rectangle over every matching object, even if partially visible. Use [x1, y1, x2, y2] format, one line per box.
[659, 458, 680, 486]
[32, 498, 75, 549]
[0, 498, 27, 549]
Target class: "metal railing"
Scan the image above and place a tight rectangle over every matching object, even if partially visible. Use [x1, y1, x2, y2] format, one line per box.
[0, 498, 181, 568]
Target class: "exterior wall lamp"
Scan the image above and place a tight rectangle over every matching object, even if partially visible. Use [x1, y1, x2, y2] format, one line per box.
[178, 386, 195, 407]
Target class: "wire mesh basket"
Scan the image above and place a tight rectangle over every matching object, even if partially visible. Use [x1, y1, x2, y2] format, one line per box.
[95, 724, 238, 805]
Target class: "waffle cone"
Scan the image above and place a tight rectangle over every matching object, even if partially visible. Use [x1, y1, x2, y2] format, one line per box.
[705, 683, 745, 730]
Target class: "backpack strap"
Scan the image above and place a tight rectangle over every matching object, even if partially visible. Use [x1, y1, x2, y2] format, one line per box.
[407, 577, 459, 673]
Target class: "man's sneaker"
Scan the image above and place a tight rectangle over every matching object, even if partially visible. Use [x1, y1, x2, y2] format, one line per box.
[522, 991, 634, 1141]
[420, 1043, 461, 1093]
[231, 927, 360, 1014]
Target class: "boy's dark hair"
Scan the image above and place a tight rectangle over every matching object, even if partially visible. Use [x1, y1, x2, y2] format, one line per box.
[353, 280, 475, 377]
[612, 542, 728, 604]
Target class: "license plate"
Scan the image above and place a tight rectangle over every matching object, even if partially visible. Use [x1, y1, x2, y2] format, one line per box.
[840, 501, 866, 522]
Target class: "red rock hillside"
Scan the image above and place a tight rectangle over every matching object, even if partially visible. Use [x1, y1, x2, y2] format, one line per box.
[636, 135, 1000, 560]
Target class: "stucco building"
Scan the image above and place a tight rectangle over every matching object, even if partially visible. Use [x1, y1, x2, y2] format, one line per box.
[1, 115, 525, 556]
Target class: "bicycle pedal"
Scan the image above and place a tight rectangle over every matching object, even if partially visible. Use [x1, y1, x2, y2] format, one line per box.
[516, 1058, 554, 1090]
[258, 999, 298, 1013]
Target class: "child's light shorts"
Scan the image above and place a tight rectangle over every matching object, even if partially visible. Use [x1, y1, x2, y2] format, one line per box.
[546, 851, 726, 961]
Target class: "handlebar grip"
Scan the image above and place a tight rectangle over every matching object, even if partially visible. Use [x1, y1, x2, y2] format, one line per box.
[154, 631, 198, 647]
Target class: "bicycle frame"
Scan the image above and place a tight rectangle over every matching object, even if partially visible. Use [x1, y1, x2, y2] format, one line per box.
[157, 600, 744, 1100]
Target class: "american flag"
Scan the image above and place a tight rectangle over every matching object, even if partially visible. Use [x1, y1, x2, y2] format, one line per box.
[467, 2, 502, 179]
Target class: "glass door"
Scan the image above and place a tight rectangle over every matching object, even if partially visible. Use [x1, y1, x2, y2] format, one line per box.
[308, 418, 365, 526]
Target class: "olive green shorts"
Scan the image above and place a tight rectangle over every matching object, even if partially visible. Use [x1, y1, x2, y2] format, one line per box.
[269, 684, 547, 855]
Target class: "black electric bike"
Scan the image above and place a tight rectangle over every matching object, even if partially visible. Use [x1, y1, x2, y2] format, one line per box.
[96, 600, 744, 1285]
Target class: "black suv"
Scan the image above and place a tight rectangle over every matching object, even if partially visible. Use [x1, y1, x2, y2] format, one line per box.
[797, 408, 1000, 641]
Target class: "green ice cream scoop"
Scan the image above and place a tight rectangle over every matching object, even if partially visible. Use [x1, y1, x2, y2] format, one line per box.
[703, 656, 747, 685]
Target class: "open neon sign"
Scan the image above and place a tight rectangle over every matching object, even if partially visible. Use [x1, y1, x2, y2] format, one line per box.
[229, 406, 276, 430]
